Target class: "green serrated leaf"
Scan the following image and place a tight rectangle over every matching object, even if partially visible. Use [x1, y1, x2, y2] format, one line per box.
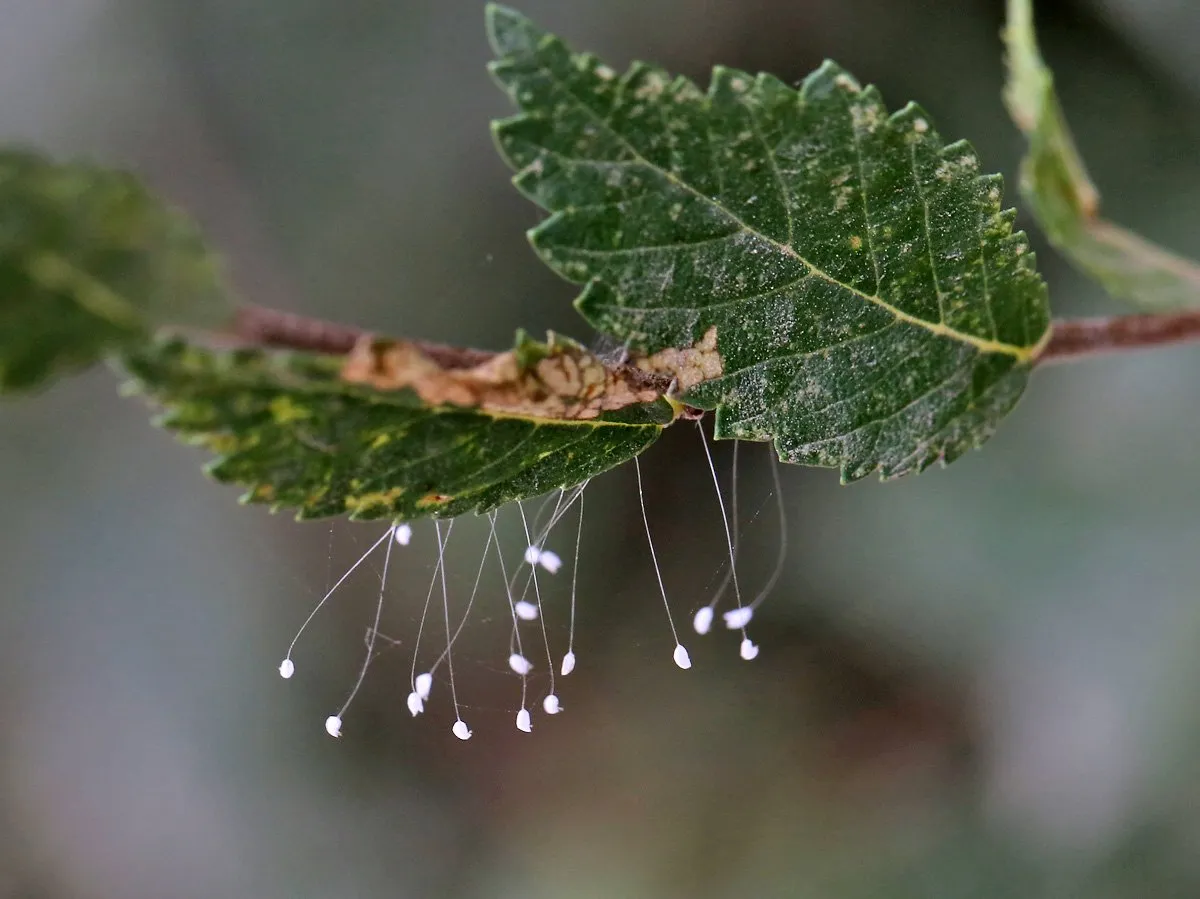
[121, 335, 670, 521]
[0, 150, 232, 393]
[1004, 0, 1200, 311]
[488, 4, 1051, 481]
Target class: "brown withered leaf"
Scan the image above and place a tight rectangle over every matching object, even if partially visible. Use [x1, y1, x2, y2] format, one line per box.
[341, 330, 677, 421]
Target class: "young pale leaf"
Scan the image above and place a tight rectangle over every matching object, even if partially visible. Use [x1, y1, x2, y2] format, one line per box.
[0, 151, 231, 393]
[121, 334, 670, 521]
[488, 5, 1051, 480]
[1005, 0, 1200, 311]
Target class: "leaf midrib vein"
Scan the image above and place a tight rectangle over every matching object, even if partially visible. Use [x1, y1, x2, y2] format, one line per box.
[539, 62, 1041, 362]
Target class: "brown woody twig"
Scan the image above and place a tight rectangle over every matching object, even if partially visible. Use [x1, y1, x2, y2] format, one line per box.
[232, 303, 1200, 367]
[1040, 310, 1200, 363]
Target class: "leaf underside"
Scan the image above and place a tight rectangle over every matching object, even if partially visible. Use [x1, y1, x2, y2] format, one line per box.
[122, 338, 668, 521]
[1004, 0, 1200, 312]
[0, 150, 231, 393]
[488, 4, 1051, 481]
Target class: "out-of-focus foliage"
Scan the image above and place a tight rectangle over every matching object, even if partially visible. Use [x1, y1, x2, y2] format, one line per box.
[1005, 0, 1200, 310]
[0, 150, 230, 392]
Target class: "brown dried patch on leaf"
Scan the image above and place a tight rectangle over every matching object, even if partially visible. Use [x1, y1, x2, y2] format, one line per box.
[634, 326, 723, 392]
[340, 334, 667, 421]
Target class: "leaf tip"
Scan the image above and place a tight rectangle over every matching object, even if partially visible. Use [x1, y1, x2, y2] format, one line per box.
[838, 463, 874, 486]
[486, 4, 545, 59]
[1002, 0, 1048, 134]
[804, 59, 861, 97]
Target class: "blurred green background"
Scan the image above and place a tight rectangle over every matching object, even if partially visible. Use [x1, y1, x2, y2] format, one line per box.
[4, 0, 1200, 896]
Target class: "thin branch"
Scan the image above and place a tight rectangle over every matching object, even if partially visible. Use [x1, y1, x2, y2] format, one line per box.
[231, 305, 493, 369]
[233, 305, 362, 354]
[1040, 310, 1200, 363]
[230, 303, 1200, 370]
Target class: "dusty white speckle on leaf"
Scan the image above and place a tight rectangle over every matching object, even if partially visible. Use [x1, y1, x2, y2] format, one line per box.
[830, 166, 853, 187]
[850, 101, 881, 132]
[634, 73, 667, 99]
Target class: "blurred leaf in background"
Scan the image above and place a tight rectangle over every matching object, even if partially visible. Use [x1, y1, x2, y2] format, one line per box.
[0, 150, 229, 392]
[1005, 0, 1200, 312]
